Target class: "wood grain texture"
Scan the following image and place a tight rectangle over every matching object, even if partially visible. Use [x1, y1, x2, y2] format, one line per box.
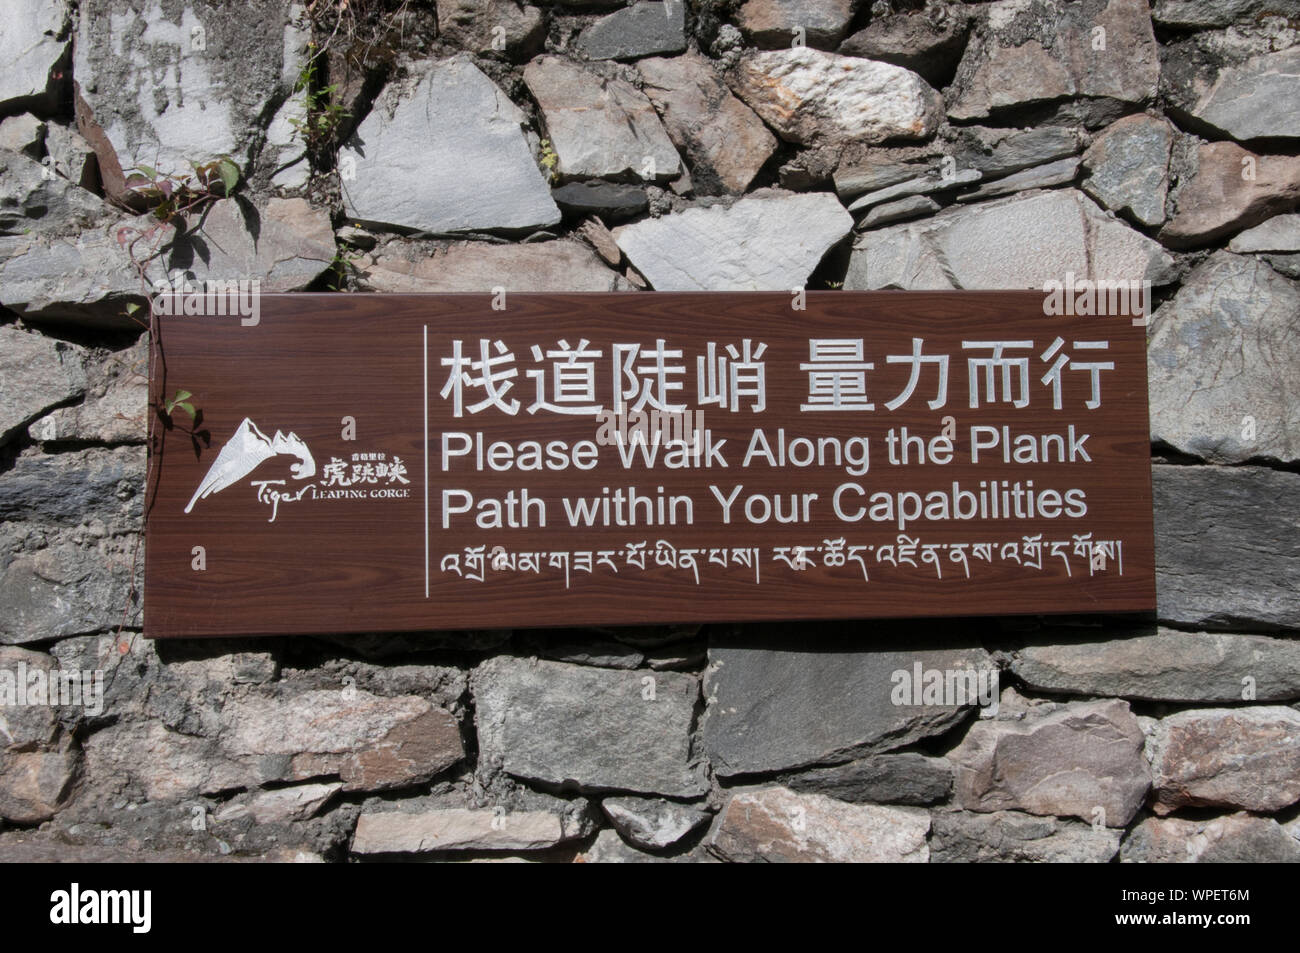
[145, 292, 1156, 638]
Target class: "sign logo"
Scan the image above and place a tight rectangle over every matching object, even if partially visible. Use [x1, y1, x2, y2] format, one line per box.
[185, 417, 411, 522]
[185, 417, 315, 513]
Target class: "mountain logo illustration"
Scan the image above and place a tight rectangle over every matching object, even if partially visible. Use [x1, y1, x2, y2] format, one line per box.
[185, 417, 316, 513]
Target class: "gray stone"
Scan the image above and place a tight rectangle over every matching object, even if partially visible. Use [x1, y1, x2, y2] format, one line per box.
[638, 53, 778, 195]
[950, 698, 1150, 826]
[702, 636, 993, 777]
[730, 47, 943, 147]
[527, 638, 643, 670]
[0, 830, 323, 863]
[0, 446, 144, 528]
[1262, 253, 1300, 278]
[1162, 142, 1300, 248]
[0, 115, 46, 157]
[1191, 47, 1300, 141]
[930, 810, 1121, 863]
[1147, 252, 1300, 464]
[1154, 0, 1300, 27]
[44, 122, 100, 192]
[601, 796, 710, 849]
[551, 181, 648, 220]
[352, 807, 585, 853]
[957, 126, 1083, 179]
[1122, 813, 1300, 863]
[1012, 628, 1300, 702]
[784, 753, 952, 806]
[473, 656, 706, 797]
[858, 195, 940, 229]
[218, 688, 464, 792]
[839, 9, 972, 87]
[614, 190, 852, 291]
[577, 827, 679, 862]
[0, 527, 142, 644]
[736, 0, 854, 50]
[1147, 707, 1300, 815]
[74, 0, 304, 178]
[260, 6, 312, 191]
[357, 239, 622, 292]
[709, 786, 930, 862]
[0, 216, 146, 327]
[0, 150, 107, 237]
[1081, 114, 1173, 226]
[214, 782, 342, 824]
[162, 197, 335, 290]
[1, 0, 68, 110]
[847, 167, 981, 213]
[0, 646, 62, 749]
[576, 2, 686, 61]
[1229, 213, 1300, 253]
[954, 157, 1079, 202]
[947, 0, 1160, 121]
[80, 721, 251, 801]
[833, 155, 935, 200]
[847, 189, 1176, 290]
[0, 748, 77, 823]
[523, 56, 680, 182]
[1154, 466, 1300, 630]
[0, 326, 88, 445]
[340, 57, 560, 233]
[437, 0, 545, 58]
[34, 337, 148, 445]
[643, 641, 706, 671]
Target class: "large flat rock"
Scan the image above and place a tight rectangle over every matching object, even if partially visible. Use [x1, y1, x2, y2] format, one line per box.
[1153, 465, 1300, 630]
[1012, 627, 1300, 702]
[74, 0, 303, 177]
[523, 56, 681, 182]
[950, 698, 1150, 827]
[847, 188, 1176, 290]
[729, 47, 942, 146]
[356, 239, 622, 292]
[614, 190, 851, 290]
[947, 0, 1160, 121]
[340, 57, 560, 233]
[1148, 252, 1300, 464]
[472, 656, 707, 797]
[702, 631, 993, 776]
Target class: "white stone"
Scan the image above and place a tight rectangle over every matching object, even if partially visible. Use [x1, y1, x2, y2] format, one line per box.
[340, 57, 559, 233]
[730, 47, 942, 145]
[0, 1, 69, 107]
[614, 191, 852, 291]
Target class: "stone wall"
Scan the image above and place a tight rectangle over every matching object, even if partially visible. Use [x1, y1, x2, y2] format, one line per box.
[1, 0, 1298, 862]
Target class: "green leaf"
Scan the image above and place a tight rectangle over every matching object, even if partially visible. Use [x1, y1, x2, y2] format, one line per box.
[124, 302, 141, 315]
[217, 158, 239, 194]
[177, 401, 196, 418]
[172, 389, 192, 402]
[135, 164, 158, 180]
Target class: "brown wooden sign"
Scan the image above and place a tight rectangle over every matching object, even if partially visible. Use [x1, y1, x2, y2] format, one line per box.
[144, 292, 1156, 638]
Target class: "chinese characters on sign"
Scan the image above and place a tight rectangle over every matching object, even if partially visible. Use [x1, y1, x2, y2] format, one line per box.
[144, 292, 1155, 638]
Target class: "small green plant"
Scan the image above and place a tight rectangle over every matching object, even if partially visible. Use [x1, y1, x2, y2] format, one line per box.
[324, 243, 365, 291]
[539, 139, 559, 183]
[290, 46, 351, 150]
[164, 389, 197, 420]
[124, 157, 239, 224]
